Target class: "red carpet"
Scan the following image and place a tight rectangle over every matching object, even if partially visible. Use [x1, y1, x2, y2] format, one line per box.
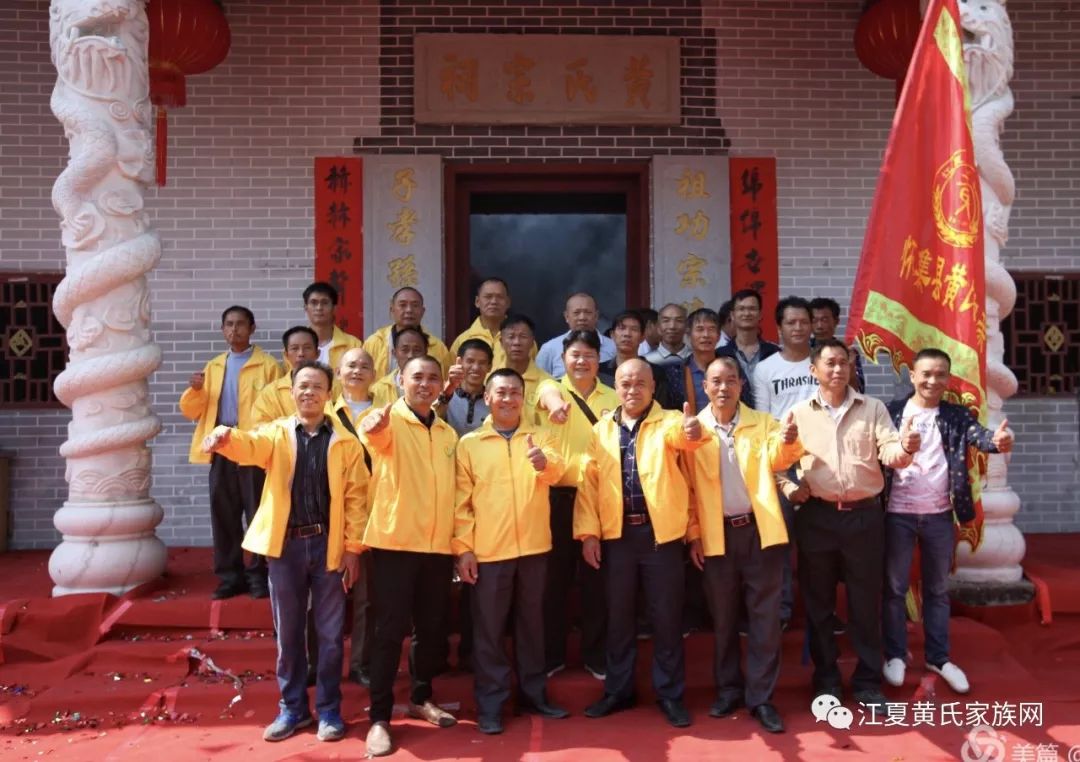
[1, 537, 1079, 760]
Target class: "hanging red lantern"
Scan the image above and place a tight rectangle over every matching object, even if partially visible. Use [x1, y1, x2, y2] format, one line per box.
[148, 0, 231, 186]
[853, 0, 923, 101]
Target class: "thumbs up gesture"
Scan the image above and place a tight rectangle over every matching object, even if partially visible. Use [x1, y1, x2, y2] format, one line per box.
[781, 411, 798, 444]
[900, 416, 921, 454]
[361, 402, 394, 435]
[682, 401, 702, 441]
[525, 433, 547, 472]
[992, 417, 1014, 454]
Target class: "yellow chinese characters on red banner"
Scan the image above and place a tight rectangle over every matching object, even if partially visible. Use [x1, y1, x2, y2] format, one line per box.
[314, 157, 363, 334]
[728, 158, 779, 343]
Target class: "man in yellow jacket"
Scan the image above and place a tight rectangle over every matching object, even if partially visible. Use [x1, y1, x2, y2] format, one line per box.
[252, 326, 319, 426]
[684, 357, 803, 734]
[179, 305, 281, 600]
[498, 314, 553, 421]
[363, 286, 451, 378]
[449, 278, 537, 368]
[454, 368, 569, 735]
[302, 282, 363, 370]
[201, 360, 366, 744]
[575, 359, 704, 728]
[359, 355, 459, 757]
[536, 329, 617, 679]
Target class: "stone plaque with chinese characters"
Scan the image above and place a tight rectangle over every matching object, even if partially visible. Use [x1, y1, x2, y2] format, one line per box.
[651, 157, 731, 315]
[415, 34, 680, 126]
[362, 155, 444, 337]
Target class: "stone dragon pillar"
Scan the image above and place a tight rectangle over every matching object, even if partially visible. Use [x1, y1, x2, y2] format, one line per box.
[953, 0, 1025, 585]
[47, 0, 167, 595]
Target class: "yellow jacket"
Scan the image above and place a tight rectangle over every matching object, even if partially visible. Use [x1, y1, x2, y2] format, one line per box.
[251, 375, 295, 427]
[684, 404, 804, 556]
[453, 418, 565, 563]
[179, 346, 281, 464]
[363, 323, 452, 379]
[574, 404, 705, 544]
[369, 373, 403, 405]
[359, 398, 459, 554]
[214, 416, 367, 570]
[450, 317, 537, 370]
[322, 325, 364, 372]
[537, 376, 618, 487]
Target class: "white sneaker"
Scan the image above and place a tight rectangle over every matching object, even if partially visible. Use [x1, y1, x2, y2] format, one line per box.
[883, 657, 906, 687]
[928, 662, 970, 694]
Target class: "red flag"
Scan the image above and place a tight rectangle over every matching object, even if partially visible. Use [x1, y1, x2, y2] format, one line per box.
[846, 0, 987, 549]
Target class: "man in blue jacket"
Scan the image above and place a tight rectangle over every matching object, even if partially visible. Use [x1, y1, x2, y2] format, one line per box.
[882, 348, 1014, 695]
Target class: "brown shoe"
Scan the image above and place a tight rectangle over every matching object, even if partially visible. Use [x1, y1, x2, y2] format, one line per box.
[364, 721, 392, 757]
[407, 701, 457, 728]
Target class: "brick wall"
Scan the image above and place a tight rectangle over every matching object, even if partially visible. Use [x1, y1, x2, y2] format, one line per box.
[0, 0, 1076, 548]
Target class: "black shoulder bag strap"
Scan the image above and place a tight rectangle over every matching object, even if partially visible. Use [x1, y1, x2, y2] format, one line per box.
[336, 407, 373, 473]
[566, 389, 600, 426]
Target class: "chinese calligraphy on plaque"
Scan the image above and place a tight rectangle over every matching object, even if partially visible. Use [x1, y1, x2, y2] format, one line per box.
[415, 34, 680, 125]
[313, 157, 363, 333]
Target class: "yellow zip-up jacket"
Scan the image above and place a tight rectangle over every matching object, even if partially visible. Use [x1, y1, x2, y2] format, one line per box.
[369, 373, 403, 405]
[359, 397, 459, 554]
[179, 346, 281, 464]
[329, 396, 382, 510]
[321, 325, 364, 372]
[537, 376, 618, 487]
[213, 415, 367, 570]
[574, 403, 705, 544]
[450, 317, 537, 370]
[684, 404, 804, 556]
[363, 323, 452, 379]
[251, 376, 295, 427]
[452, 418, 565, 563]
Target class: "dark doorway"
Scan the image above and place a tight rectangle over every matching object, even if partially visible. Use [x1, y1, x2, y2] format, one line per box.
[445, 164, 649, 344]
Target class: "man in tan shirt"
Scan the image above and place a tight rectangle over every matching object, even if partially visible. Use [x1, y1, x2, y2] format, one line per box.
[787, 339, 920, 711]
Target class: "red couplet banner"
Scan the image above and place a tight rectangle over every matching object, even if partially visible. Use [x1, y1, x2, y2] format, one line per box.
[313, 157, 364, 335]
[728, 157, 779, 342]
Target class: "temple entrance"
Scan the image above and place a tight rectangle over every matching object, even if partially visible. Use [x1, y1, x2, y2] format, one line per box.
[445, 163, 650, 343]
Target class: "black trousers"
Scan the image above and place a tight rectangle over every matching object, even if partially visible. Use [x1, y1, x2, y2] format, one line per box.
[702, 520, 785, 709]
[349, 551, 376, 674]
[603, 523, 685, 702]
[543, 487, 606, 671]
[471, 553, 548, 718]
[794, 497, 885, 693]
[368, 549, 452, 724]
[208, 453, 266, 585]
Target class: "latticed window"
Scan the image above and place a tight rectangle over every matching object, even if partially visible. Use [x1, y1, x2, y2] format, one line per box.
[1, 274, 67, 408]
[1001, 273, 1079, 397]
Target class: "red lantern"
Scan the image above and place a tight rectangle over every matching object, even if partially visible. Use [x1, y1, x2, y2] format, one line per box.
[853, 0, 922, 101]
[148, 0, 231, 186]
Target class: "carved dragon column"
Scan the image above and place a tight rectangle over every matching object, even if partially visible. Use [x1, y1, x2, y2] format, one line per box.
[953, 0, 1025, 584]
[47, 0, 167, 595]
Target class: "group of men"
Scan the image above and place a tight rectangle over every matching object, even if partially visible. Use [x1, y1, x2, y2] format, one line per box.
[180, 277, 1014, 754]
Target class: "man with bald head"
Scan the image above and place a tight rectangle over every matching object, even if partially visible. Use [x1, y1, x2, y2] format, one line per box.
[535, 292, 616, 378]
[575, 359, 705, 727]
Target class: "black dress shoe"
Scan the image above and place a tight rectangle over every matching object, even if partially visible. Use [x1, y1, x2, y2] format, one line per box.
[248, 584, 269, 599]
[657, 698, 691, 728]
[751, 703, 784, 733]
[517, 699, 570, 719]
[584, 694, 636, 718]
[853, 688, 888, 712]
[477, 715, 503, 735]
[211, 581, 247, 600]
[348, 669, 371, 687]
[815, 684, 843, 702]
[708, 695, 744, 718]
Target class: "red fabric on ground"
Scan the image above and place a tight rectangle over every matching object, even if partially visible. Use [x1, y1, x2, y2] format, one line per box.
[0, 541, 1078, 760]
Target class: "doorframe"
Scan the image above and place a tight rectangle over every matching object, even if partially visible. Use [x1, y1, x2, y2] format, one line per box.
[443, 162, 650, 339]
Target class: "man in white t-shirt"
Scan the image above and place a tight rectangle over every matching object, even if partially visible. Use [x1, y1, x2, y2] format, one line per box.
[882, 348, 1013, 695]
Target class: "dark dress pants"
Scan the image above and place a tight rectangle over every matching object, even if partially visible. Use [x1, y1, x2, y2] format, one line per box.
[795, 498, 885, 693]
[367, 549, 453, 724]
[602, 522, 686, 702]
[544, 487, 606, 671]
[208, 453, 266, 586]
[702, 520, 785, 709]
[471, 553, 549, 718]
[349, 551, 376, 675]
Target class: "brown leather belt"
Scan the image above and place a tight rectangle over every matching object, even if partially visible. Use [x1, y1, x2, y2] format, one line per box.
[725, 513, 754, 527]
[285, 522, 327, 538]
[810, 496, 879, 512]
[624, 513, 650, 526]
